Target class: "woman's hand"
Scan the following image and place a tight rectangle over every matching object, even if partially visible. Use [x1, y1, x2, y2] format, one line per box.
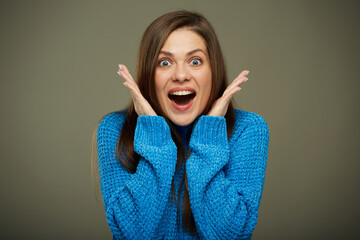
[207, 70, 249, 117]
[118, 64, 157, 116]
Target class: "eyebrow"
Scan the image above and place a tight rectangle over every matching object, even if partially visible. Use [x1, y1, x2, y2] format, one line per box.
[159, 48, 207, 57]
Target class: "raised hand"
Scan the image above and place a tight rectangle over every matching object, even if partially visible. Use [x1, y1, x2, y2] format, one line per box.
[207, 70, 249, 117]
[118, 64, 157, 116]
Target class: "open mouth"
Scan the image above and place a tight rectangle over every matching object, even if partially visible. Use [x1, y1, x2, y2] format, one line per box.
[168, 90, 196, 106]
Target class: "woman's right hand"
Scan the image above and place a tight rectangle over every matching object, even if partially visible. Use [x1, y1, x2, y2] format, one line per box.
[118, 64, 157, 116]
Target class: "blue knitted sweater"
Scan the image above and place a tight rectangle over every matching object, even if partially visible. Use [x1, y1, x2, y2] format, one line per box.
[96, 109, 269, 239]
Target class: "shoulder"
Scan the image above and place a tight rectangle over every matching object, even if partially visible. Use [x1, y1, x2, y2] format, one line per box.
[230, 109, 269, 142]
[97, 110, 127, 135]
[233, 109, 268, 127]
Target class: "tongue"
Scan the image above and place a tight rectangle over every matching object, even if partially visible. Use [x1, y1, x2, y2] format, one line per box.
[169, 95, 194, 105]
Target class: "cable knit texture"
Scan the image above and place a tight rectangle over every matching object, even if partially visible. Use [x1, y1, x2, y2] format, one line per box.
[97, 109, 269, 239]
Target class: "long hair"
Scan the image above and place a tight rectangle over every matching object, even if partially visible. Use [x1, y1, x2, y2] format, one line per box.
[92, 10, 235, 234]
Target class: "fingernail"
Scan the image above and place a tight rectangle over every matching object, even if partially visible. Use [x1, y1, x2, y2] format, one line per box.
[244, 77, 248, 82]
[245, 71, 250, 76]
[123, 82, 127, 87]
[118, 64, 123, 71]
[117, 71, 122, 76]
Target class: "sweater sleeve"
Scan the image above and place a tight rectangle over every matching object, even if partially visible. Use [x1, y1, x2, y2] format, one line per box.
[97, 113, 177, 239]
[186, 114, 269, 240]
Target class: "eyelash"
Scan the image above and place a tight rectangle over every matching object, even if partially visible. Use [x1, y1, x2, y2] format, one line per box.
[189, 58, 202, 66]
[157, 57, 203, 67]
[158, 59, 172, 67]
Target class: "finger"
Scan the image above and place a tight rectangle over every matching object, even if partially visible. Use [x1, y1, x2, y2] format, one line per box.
[223, 76, 246, 96]
[222, 70, 249, 95]
[212, 86, 240, 114]
[124, 82, 151, 111]
[118, 68, 135, 85]
[222, 86, 241, 103]
[120, 67, 147, 107]
[117, 68, 131, 83]
[226, 71, 248, 91]
[118, 64, 137, 86]
[119, 72, 141, 96]
[231, 71, 249, 86]
[124, 82, 143, 114]
[238, 70, 250, 78]
[123, 81, 142, 99]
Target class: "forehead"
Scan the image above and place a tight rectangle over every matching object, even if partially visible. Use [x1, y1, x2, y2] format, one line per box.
[161, 28, 207, 53]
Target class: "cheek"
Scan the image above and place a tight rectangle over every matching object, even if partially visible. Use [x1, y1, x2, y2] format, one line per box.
[203, 81, 212, 105]
[154, 69, 170, 88]
[154, 71, 168, 108]
[154, 72, 163, 95]
[197, 71, 212, 106]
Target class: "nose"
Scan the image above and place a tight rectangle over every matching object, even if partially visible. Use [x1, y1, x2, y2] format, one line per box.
[171, 64, 190, 82]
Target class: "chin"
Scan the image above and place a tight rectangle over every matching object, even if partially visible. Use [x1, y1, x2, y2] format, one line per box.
[168, 113, 197, 126]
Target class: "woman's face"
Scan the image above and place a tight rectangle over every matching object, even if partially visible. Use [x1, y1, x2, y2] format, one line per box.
[154, 28, 212, 126]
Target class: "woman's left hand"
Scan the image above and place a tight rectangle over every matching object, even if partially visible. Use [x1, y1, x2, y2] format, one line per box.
[207, 70, 249, 117]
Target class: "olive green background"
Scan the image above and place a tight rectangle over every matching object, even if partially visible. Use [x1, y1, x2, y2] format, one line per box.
[1, 0, 359, 239]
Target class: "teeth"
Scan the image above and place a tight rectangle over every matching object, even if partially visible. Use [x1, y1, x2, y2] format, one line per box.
[169, 90, 194, 96]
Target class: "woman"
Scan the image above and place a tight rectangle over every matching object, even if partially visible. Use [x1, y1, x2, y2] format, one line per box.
[95, 10, 269, 240]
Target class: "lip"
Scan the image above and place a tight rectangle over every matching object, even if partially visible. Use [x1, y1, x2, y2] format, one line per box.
[168, 86, 196, 111]
[168, 86, 195, 94]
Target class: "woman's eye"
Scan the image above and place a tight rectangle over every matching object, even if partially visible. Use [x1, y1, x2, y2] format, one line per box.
[190, 59, 202, 66]
[159, 60, 171, 67]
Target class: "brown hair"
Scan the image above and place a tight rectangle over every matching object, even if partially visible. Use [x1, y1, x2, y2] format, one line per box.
[92, 10, 235, 234]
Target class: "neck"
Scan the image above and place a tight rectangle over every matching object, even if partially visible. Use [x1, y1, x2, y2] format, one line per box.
[174, 122, 193, 144]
